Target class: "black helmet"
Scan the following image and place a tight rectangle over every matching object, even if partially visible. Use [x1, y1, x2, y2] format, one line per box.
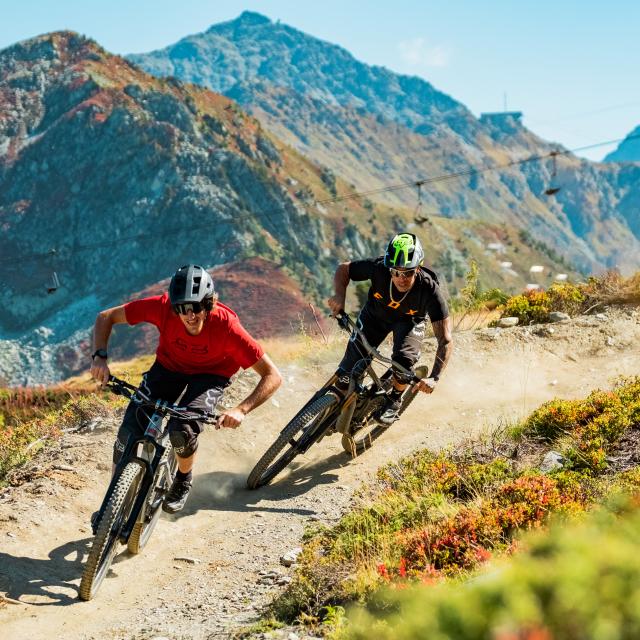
[383, 233, 425, 269]
[169, 265, 215, 312]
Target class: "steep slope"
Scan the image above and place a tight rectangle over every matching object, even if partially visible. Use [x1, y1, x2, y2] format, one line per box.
[0, 308, 639, 638]
[0, 32, 382, 384]
[0, 30, 586, 385]
[129, 11, 640, 275]
[604, 125, 640, 162]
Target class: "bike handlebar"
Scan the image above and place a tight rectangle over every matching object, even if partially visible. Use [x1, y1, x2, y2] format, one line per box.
[335, 312, 423, 384]
[105, 375, 219, 423]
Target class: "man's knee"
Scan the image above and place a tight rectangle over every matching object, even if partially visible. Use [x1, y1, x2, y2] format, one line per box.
[169, 423, 199, 458]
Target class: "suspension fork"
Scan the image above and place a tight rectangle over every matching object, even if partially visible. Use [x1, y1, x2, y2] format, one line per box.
[119, 441, 166, 543]
[93, 437, 140, 531]
[335, 391, 358, 435]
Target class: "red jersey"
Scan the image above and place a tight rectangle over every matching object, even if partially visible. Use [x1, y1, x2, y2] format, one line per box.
[124, 294, 264, 377]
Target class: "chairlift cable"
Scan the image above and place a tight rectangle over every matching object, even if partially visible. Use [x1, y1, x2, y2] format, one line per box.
[1, 133, 639, 269]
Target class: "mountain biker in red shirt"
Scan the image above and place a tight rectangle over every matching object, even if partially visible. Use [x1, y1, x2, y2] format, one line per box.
[90, 264, 282, 513]
[327, 233, 453, 424]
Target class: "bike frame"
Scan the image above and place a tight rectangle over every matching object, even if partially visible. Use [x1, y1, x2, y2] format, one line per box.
[283, 312, 426, 448]
[92, 378, 216, 540]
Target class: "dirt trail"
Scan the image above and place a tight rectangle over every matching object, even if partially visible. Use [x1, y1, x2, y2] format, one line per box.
[0, 308, 638, 639]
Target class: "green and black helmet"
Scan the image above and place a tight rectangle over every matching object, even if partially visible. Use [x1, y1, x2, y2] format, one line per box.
[383, 233, 425, 269]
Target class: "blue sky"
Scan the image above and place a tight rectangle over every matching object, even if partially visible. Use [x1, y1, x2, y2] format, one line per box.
[2, 0, 638, 161]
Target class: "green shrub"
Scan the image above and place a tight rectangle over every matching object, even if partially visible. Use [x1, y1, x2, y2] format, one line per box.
[345, 499, 640, 640]
[520, 379, 640, 472]
[500, 290, 550, 324]
[546, 282, 585, 315]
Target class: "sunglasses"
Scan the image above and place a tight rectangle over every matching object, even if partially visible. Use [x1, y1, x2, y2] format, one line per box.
[173, 301, 208, 315]
[390, 268, 417, 279]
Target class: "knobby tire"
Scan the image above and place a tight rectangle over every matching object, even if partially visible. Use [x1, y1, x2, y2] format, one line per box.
[127, 448, 176, 554]
[342, 385, 420, 457]
[79, 462, 142, 600]
[247, 393, 338, 489]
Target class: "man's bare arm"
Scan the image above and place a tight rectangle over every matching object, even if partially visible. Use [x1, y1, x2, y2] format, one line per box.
[429, 316, 453, 381]
[327, 262, 351, 316]
[90, 305, 128, 384]
[218, 354, 282, 429]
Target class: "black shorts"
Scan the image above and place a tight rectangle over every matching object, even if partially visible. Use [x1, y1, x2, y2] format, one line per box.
[113, 361, 229, 463]
[337, 305, 425, 382]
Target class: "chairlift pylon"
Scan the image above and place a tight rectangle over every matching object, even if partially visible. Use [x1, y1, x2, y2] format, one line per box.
[544, 150, 561, 196]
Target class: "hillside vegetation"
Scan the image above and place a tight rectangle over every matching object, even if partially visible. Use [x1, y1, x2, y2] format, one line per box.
[252, 374, 640, 636]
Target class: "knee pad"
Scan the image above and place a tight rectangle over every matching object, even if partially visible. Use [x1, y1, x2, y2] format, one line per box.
[169, 425, 199, 458]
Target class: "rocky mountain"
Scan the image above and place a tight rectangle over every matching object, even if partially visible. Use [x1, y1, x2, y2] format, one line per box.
[129, 11, 640, 276]
[0, 32, 380, 384]
[604, 126, 640, 162]
[0, 27, 632, 385]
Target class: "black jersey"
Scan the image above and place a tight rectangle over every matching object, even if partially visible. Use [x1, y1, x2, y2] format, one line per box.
[349, 257, 449, 323]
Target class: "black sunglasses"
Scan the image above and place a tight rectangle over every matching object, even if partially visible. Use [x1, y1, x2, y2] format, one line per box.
[390, 268, 417, 279]
[172, 301, 208, 315]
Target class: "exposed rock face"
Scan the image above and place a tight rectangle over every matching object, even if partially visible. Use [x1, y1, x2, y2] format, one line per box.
[1, 26, 638, 384]
[0, 32, 376, 384]
[604, 126, 640, 163]
[129, 11, 640, 275]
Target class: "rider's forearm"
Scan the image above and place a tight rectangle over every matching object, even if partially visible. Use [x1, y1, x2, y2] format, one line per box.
[93, 311, 115, 351]
[333, 262, 351, 299]
[237, 370, 282, 415]
[92, 305, 128, 352]
[429, 317, 453, 380]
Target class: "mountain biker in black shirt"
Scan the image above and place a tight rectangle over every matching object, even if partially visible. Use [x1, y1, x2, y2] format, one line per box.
[327, 233, 453, 424]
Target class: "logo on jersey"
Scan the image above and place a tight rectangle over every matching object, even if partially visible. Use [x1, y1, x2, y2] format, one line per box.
[172, 337, 208, 354]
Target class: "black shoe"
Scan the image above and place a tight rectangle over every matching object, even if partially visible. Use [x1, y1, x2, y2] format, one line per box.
[90, 510, 100, 533]
[375, 397, 401, 426]
[162, 477, 192, 514]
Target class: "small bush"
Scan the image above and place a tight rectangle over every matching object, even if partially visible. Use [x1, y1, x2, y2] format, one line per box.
[500, 290, 550, 325]
[520, 378, 640, 472]
[496, 270, 640, 325]
[545, 282, 585, 315]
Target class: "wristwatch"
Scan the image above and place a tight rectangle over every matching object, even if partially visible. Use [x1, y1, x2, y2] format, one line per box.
[92, 349, 108, 360]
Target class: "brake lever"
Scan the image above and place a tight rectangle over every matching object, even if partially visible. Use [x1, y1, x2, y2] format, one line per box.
[336, 312, 351, 332]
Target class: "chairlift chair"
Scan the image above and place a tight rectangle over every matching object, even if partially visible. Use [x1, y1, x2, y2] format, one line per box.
[46, 271, 60, 294]
[544, 151, 561, 196]
[413, 182, 431, 226]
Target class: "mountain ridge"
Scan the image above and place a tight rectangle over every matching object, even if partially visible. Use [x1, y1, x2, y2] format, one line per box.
[604, 126, 640, 162]
[0, 27, 635, 384]
[128, 12, 640, 276]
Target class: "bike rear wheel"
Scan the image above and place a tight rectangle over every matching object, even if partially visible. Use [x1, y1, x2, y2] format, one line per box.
[128, 448, 176, 554]
[247, 393, 338, 489]
[342, 385, 420, 457]
[79, 462, 142, 600]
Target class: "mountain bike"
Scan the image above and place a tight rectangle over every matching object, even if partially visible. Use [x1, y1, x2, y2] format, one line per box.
[247, 312, 428, 489]
[79, 375, 218, 600]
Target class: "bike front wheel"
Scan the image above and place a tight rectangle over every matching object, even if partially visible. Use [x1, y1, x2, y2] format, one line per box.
[128, 448, 176, 554]
[247, 393, 338, 489]
[79, 462, 142, 600]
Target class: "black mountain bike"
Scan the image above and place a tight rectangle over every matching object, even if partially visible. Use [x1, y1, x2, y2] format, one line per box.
[247, 312, 429, 489]
[79, 375, 218, 600]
